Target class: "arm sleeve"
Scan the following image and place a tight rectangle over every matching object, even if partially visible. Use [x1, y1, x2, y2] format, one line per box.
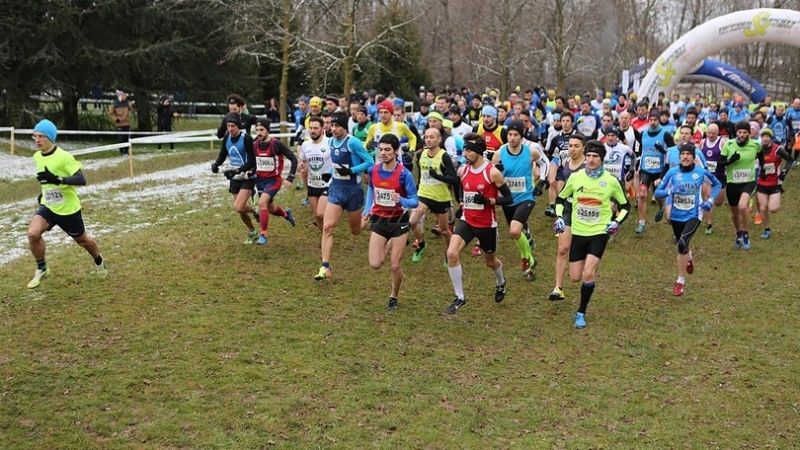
[555, 177, 575, 216]
[500, 127, 508, 144]
[365, 124, 376, 145]
[61, 169, 87, 186]
[239, 135, 256, 173]
[276, 141, 298, 180]
[663, 133, 675, 148]
[398, 170, 419, 209]
[534, 150, 550, 180]
[349, 139, 374, 174]
[495, 183, 514, 206]
[431, 153, 459, 185]
[364, 177, 374, 215]
[706, 170, 722, 200]
[214, 140, 228, 167]
[778, 148, 794, 176]
[653, 171, 672, 199]
[403, 124, 417, 152]
[216, 118, 227, 139]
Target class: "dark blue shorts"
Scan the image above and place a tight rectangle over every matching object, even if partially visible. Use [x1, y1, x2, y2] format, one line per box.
[328, 184, 364, 212]
[256, 176, 281, 198]
[35, 206, 86, 237]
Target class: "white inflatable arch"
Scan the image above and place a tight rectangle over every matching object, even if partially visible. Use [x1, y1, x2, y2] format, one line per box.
[637, 8, 800, 102]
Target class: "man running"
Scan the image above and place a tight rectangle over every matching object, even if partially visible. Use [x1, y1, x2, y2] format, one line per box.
[553, 140, 630, 328]
[654, 144, 721, 296]
[300, 116, 333, 230]
[491, 120, 550, 280]
[755, 127, 793, 239]
[365, 100, 417, 163]
[635, 109, 674, 234]
[26, 119, 107, 288]
[699, 123, 727, 234]
[445, 139, 514, 314]
[251, 118, 298, 245]
[719, 121, 763, 250]
[211, 114, 258, 244]
[315, 112, 373, 280]
[545, 110, 578, 218]
[364, 134, 419, 311]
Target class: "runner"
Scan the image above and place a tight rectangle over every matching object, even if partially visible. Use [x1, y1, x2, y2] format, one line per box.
[364, 134, 419, 311]
[635, 109, 674, 234]
[365, 100, 417, 163]
[548, 134, 586, 302]
[491, 120, 550, 280]
[602, 126, 636, 191]
[211, 114, 258, 244]
[544, 110, 578, 218]
[719, 121, 763, 250]
[409, 127, 459, 264]
[26, 119, 107, 288]
[251, 118, 298, 245]
[300, 116, 333, 230]
[654, 144, 721, 296]
[699, 123, 727, 233]
[445, 139, 514, 314]
[755, 128, 793, 239]
[553, 139, 630, 328]
[314, 112, 373, 280]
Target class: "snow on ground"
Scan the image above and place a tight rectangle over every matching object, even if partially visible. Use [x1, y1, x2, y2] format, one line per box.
[0, 150, 161, 182]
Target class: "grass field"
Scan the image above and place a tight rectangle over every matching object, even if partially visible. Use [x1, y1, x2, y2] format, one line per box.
[1, 146, 799, 449]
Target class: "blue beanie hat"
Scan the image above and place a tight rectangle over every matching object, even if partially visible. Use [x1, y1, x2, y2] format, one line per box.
[34, 119, 57, 142]
[393, 98, 405, 107]
[481, 105, 498, 119]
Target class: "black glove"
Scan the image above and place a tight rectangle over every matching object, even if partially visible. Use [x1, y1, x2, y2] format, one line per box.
[533, 179, 549, 196]
[366, 140, 377, 151]
[654, 142, 665, 154]
[454, 207, 463, 220]
[335, 165, 353, 176]
[728, 152, 741, 163]
[625, 171, 634, 182]
[494, 161, 505, 173]
[321, 173, 333, 182]
[473, 192, 491, 205]
[36, 167, 61, 185]
[211, 163, 219, 174]
[760, 168, 768, 180]
[779, 171, 787, 181]
[37, 194, 42, 205]
[223, 169, 238, 180]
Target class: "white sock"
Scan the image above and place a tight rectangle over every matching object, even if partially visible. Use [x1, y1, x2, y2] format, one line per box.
[677, 276, 686, 284]
[639, 219, 646, 225]
[448, 265, 464, 299]
[493, 262, 505, 285]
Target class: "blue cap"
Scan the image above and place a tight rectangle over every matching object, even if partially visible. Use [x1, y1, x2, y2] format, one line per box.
[33, 119, 57, 142]
[393, 98, 405, 106]
[481, 105, 498, 119]
[597, 90, 604, 96]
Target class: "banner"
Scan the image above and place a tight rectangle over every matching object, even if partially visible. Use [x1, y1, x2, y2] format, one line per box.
[686, 59, 768, 103]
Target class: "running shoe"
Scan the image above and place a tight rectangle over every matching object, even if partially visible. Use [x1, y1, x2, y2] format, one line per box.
[654, 208, 664, 223]
[548, 286, 565, 301]
[673, 282, 685, 297]
[574, 312, 586, 329]
[761, 229, 771, 239]
[754, 213, 762, 225]
[635, 223, 646, 235]
[446, 297, 466, 314]
[314, 266, 331, 280]
[96, 260, 108, 278]
[252, 206, 260, 223]
[471, 244, 482, 257]
[411, 245, 426, 263]
[301, 197, 310, 206]
[257, 234, 268, 245]
[495, 279, 506, 303]
[27, 267, 51, 289]
[285, 207, 296, 227]
[686, 258, 694, 274]
[734, 233, 743, 250]
[705, 224, 714, 235]
[742, 233, 751, 250]
[385, 297, 398, 311]
[244, 230, 259, 244]
[544, 206, 556, 218]
[521, 257, 532, 277]
[430, 225, 442, 237]
[295, 181, 304, 190]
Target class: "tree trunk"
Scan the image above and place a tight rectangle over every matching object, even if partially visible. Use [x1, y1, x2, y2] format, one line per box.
[61, 95, 80, 130]
[134, 90, 152, 131]
[279, 0, 291, 144]
[342, 0, 357, 95]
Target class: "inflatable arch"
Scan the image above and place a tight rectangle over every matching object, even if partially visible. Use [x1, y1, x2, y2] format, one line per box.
[637, 8, 800, 103]
[686, 59, 768, 103]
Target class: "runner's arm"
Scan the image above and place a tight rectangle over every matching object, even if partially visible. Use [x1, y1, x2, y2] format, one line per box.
[778, 148, 794, 177]
[430, 153, 459, 185]
[238, 134, 256, 174]
[403, 124, 417, 151]
[60, 169, 87, 186]
[705, 170, 722, 200]
[275, 140, 298, 182]
[213, 140, 228, 167]
[554, 177, 575, 217]
[611, 181, 630, 224]
[348, 138, 373, 174]
[653, 170, 674, 200]
[490, 167, 513, 206]
[398, 170, 419, 209]
[533, 150, 550, 180]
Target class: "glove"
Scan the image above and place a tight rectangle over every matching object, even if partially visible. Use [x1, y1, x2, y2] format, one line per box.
[37, 194, 42, 205]
[366, 140, 377, 150]
[533, 179, 549, 196]
[605, 220, 620, 237]
[654, 142, 666, 154]
[211, 163, 219, 174]
[494, 161, 505, 173]
[553, 217, 566, 234]
[223, 169, 238, 180]
[760, 168, 768, 180]
[335, 165, 353, 176]
[625, 171, 634, 182]
[36, 167, 61, 185]
[428, 169, 440, 180]
[454, 207, 463, 220]
[779, 171, 787, 181]
[728, 152, 741, 163]
[473, 192, 491, 205]
[699, 200, 713, 212]
[321, 173, 333, 182]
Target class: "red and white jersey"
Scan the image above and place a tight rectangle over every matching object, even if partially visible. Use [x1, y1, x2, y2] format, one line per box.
[461, 162, 498, 228]
[254, 137, 282, 179]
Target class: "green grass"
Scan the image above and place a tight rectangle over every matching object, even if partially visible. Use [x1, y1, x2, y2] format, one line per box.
[1, 155, 799, 448]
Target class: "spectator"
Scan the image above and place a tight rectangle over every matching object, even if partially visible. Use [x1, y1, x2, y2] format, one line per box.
[156, 95, 176, 150]
[108, 90, 133, 155]
[265, 97, 281, 125]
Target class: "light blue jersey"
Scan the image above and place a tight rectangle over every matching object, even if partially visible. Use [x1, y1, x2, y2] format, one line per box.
[654, 166, 721, 222]
[498, 143, 534, 205]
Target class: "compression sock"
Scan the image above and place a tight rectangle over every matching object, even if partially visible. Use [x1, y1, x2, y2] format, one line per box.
[322, 262, 330, 269]
[271, 205, 287, 218]
[93, 255, 103, 266]
[448, 264, 464, 299]
[515, 235, 532, 259]
[37, 259, 47, 270]
[260, 209, 270, 233]
[493, 262, 505, 285]
[578, 281, 595, 314]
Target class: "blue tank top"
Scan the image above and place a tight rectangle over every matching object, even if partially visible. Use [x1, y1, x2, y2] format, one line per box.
[768, 115, 788, 143]
[225, 134, 248, 169]
[330, 135, 360, 186]
[640, 127, 668, 174]
[499, 143, 534, 205]
[663, 166, 709, 222]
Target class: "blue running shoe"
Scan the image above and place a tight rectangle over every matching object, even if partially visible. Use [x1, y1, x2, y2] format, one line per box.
[734, 233, 742, 249]
[635, 222, 646, 234]
[761, 229, 771, 239]
[574, 312, 586, 329]
[257, 234, 268, 245]
[654, 208, 664, 223]
[742, 233, 751, 250]
[285, 208, 296, 227]
[301, 198, 310, 206]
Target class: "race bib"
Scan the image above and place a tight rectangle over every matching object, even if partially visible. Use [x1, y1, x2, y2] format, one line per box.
[673, 194, 695, 211]
[706, 161, 717, 172]
[375, 188, 395, 207]
[764, 163, 776, 175]
[576, 203, 600, 223]
[256, 156, 275, 172]
[604, 164, 621, 178]
[308, 171, 325, 188]
[732, 168, 751, 183]
[44, 188, 64, 205]
[644, 156, 660, 170]
[333, 164, 351, 180]
[463, 191, 484, 210]
[421, 171, 441, 185]
[506, 177, 526, 193]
